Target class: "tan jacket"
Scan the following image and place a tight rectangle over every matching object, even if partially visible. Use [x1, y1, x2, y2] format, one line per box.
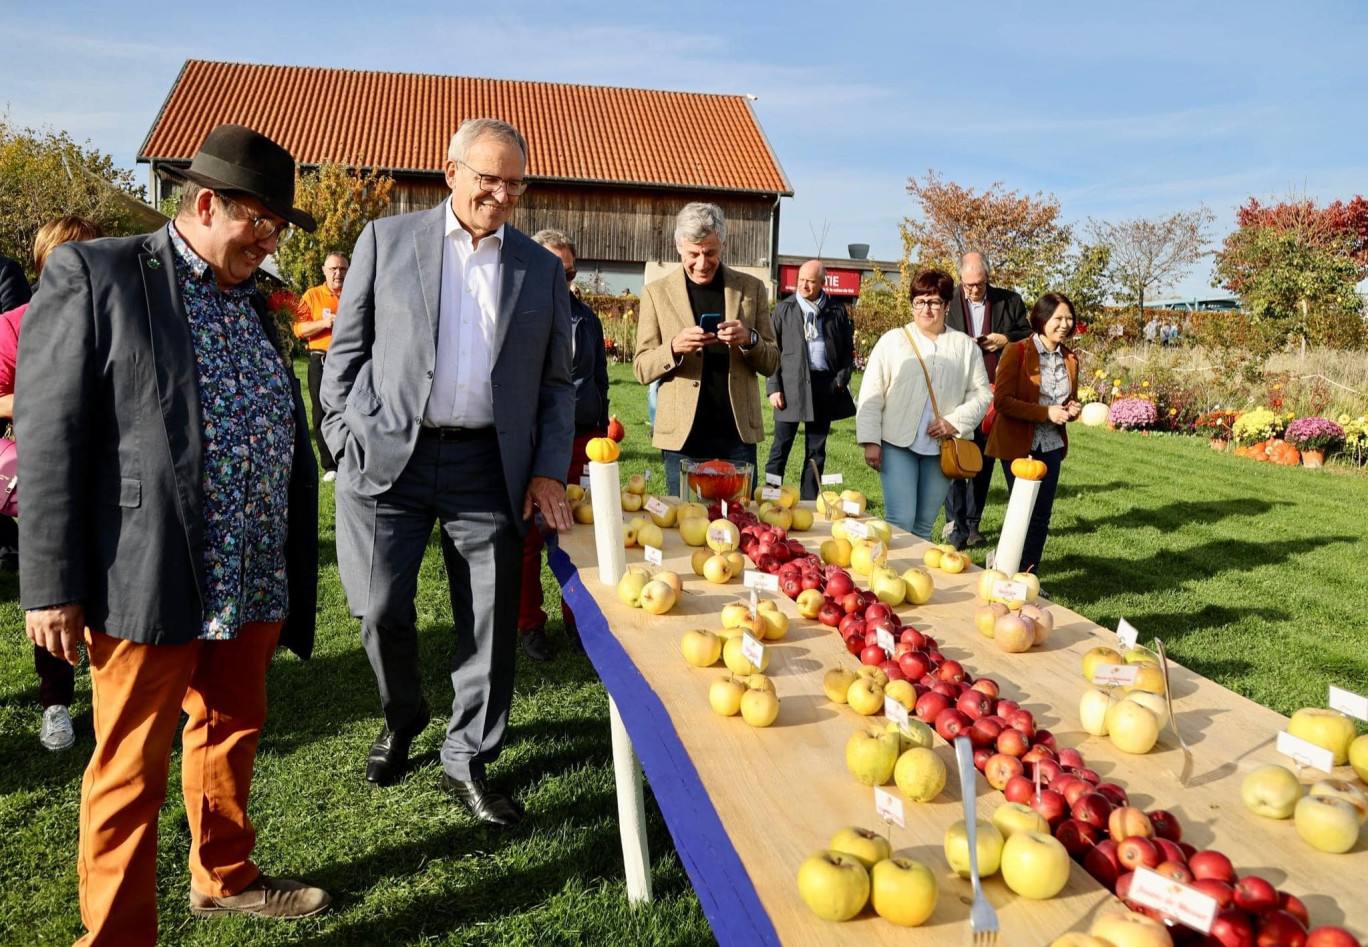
[633, 266, 779, 451]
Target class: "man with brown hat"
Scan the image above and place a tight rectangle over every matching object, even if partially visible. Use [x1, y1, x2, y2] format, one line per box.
[17, 123, 329, 945]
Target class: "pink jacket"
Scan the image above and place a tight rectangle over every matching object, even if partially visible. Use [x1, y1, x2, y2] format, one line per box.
[0, 303, 24, 397]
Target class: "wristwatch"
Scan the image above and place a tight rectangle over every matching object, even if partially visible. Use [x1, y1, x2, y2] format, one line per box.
[741, 328, 759, 350]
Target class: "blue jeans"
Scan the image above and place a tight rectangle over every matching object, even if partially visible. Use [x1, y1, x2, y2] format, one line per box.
[647, 380, 659, 426]
[663, 441, 758, 498]
[1000, 447, 1063, 577]
[878, 442, 951, 540]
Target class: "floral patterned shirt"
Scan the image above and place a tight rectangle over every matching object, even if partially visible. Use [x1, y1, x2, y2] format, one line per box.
[168, 224, 294, 639]
[1033, 334, 1070, 454]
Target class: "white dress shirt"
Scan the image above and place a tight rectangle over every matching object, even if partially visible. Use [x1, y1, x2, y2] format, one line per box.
[968, 298, 988, 336]
[424, 201, 503, 428]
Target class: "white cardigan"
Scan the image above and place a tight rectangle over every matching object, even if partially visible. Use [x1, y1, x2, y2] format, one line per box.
[856, 325, 992, 449]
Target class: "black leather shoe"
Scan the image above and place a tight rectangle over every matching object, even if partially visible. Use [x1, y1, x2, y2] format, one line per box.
[441, 774, 524, 826]
[520, 627, 552, 662]
[366, 699, 430, 786]
[966, 531, 986, 547]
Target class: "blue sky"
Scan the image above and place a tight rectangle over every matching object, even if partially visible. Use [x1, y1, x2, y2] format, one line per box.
[3, 0, 1366, 299]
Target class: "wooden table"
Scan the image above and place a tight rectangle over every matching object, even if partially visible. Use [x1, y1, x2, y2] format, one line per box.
[548, 505, 1367, 945]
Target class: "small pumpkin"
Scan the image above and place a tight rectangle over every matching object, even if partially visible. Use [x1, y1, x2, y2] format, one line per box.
[606, 415, 625, 442]
[1266, 438, 1300, 466]
[1010, 456, 1048, 481]
[585, 437, 620, 464]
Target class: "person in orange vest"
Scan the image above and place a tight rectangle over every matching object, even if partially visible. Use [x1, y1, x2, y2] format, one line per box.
[295, 252, 348, 480]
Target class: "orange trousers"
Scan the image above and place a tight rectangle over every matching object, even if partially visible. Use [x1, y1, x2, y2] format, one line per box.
[75, 621, 283, 947]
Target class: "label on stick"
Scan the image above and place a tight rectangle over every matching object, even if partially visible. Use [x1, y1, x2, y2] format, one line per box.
[884, 696, 910, 729]
[760, 486, 782, 501]
[743, 570, 779, 592]
[643, 545, 663, 567]
[643, 469, 652, 482]
[1117, 618, 1139, 651]
[843, 520, 869, 539]
[1276, 731, 1335, 773]
[821, 473, 843, 486]
[1128, 867, 1217, 934]
[644, 496, 668, 517]
[579, 475, 591, 489]
[1329, 685, 1368, 722]
[720, 499, 728, 518]
[740, 632, 766, 669]
[1091, 664, 1140, 687]
[707, 527, 732, 544]
[842, 500, 861, 515]
[765, 472, 782, 486]
[874, 787, 905, 828]
[991, 580, 1028, 602]
[871, 541, 885, 561]
[876, 628, 897, 655]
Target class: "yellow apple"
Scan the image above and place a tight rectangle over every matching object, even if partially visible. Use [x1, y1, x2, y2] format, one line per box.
[830, 519, 850, 542]
[849, 539, 888, 576]
[654, 570, 683, 595]
[689, 547, 712, 576]
[1295, 794, 1361, 853]
[1124, 690, 1169, 721]
[888, 717, 935, 751]
[1079, 688, 1113, 737]
[901, 567, 934, 605]
[1123, 646, 1159, 665]
[621, 491, 643, 512]
[871, 573, 906, 607]
[940, 551, 968, 574]
[1288, 708, 1357, 765]
[759, 609, 789, 641]
[870, 857, 938, 927]
[796, 588, 825, 619]
[572, 500, 594, 524]
[857, 664, 889, 688]
[795, 850, 869, 922]
[724, 551, 745, 576]
[625, 474, 647, 495]
[677, 501, 708, 521]
[1000, 831, 1071, 900]
[1019, 603, 1054, 645]
[816, 491, 847, 520]
[839, 489, 867, 515]
[617, 571, 649, 607]
[820, 537, 853, 567]
[1089, 909, 1175, 947]
[976, 602, 1009, 637]
[846, 678, 885, 716]
[847, 725, 901, 786]
[760, 506, 793, 531]
[777, 484, 801, 509]
[679, 516, 710, 547]
[1351, 733, 1368, 783]
[703, 554, 732, 584]
[740, 688, 780, 727]
[883, 679, 916, 712]
[1011, 571, 1041, 602]
[893, 746, 946, 802]
[708, 677, 745, 716]
[1106, 700, 1160, 754]
[565, 483, 585, 502]
[636, 522, 665, 550]
[789, 506, 814, 531]
[828, 826, 891, 871]
[943, 819, 1004, 878]
[1123, 661, 1166, 695]
[922, 547, 943, 569]
[723, 635, 768, 675]
[1310, 779, 1368, 823]
[720, 601, 752, 628]
[823, 667, 858, 704]
[865, 519, 893, 545]
[991, 802, 1049, 840]
[756, 599, 778, 614]
[744, 673, 775, 693]
[622, 526, 638, 548]
[639, 579, 677, 615]
[705, 518, 740, 553]
[977, 569, 1008, 602]
[1081, 646, 1123, 682]
[647, 497, 678, 527]
[679, 629, 722, 667]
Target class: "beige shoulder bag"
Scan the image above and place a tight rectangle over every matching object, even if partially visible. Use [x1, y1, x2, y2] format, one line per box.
[902, 327, 982, 479]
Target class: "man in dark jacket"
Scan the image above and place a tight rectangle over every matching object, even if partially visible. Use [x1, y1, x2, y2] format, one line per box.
[765, 259, 855, 499]
[517, 228, 608, 659]
[942, 251, 1031, 548]
[17, 124, 326, 944]
[0, 252, 31, 312]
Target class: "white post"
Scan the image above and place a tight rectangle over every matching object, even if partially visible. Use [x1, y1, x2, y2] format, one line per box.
[608, 695, 652, 904]
[589, 461, 627, 586]
[993, 477, 1042, 576]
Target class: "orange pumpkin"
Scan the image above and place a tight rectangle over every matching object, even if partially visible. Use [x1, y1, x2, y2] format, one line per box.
[687, 459, 748, 501]
[1266, 439, 1300, 466]
[607, 415, 625, 442]
[1010, 456, 1048, 481]
[585, 437, 620, 464]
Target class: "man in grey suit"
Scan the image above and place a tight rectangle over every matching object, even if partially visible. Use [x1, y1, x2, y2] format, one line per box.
[322, 118, 575, 826]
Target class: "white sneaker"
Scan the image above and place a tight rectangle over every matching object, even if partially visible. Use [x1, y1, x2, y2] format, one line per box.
[40, 705, 75, 751]
[322, 471, 337, 482]
[941, 521, 957, 540]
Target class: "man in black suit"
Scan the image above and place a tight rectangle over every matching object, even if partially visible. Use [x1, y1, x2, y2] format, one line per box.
[0, 252, 31, 312]
[765, 260, 856, 499]
[18, 124, 328, 943]
[942, 251, 1030, 549]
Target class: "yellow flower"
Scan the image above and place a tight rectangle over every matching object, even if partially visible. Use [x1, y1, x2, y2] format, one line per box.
[1286, 412, 1294, 419]
[1095, 370, 1104, 378]
[1142, 380, 1150, 388]
[1169, 408, 1177, 416]
[1273, 384, 1282, 390]
[1113, 378, 1122, 386]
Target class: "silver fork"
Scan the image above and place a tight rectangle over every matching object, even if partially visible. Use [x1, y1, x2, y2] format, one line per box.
[955, 736, 999, 945]
[1154, 639, 1194, 785]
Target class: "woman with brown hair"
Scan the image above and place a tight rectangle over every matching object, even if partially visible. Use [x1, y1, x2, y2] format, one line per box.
[0, 213, 104, 750]
[984, 291, 1082, 578]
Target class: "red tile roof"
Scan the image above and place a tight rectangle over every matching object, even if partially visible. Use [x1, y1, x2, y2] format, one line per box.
[140, 60, 792, 195]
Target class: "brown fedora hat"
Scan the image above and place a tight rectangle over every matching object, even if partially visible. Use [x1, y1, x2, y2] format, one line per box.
[166, 124, 317, 232]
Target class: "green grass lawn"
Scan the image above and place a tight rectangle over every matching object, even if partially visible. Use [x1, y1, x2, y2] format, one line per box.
[1, 360, 1365, 944]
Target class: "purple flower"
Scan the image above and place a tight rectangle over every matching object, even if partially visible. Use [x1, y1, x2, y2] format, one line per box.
[1284, 416, 1345, 451]
[1107, 397, 1158, 430]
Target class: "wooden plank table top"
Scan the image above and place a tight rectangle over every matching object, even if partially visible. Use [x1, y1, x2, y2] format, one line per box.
[556, 502, 1367, 945]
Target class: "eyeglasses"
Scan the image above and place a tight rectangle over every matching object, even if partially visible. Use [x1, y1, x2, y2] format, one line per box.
[564, 267, 577, 283]
[458, 161, 529, 197]
[912, 298, 947, 311]
[216, 194, 289, 241]
[962, 280, 988, 289]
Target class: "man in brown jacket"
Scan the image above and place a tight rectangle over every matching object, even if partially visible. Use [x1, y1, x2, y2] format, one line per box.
[633, 202, 779, 496]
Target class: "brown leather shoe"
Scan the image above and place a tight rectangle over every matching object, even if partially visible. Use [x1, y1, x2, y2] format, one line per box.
[190, 874, 331, 919]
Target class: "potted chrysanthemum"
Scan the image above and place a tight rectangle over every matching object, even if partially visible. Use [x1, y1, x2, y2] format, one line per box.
[1283, 417, 1345, 468]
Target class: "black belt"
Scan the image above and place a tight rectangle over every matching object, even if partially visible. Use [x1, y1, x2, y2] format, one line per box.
[309, 350, 326, 359]
[419, 425, 496, 442]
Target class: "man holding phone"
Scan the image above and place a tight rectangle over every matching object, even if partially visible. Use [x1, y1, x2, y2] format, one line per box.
[942, 251, 1030, 549]
[634, 203, 778, 496]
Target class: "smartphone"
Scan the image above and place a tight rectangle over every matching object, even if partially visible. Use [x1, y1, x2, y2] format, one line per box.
[699, 313, 723, 334]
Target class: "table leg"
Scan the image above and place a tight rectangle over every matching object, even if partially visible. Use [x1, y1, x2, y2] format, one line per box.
[608, 694, 653, 904]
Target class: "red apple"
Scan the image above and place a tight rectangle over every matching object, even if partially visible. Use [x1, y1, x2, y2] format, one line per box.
[1003, 775, 1035, 805]
[930, 681, 958, 699]
[1004, 708, 1035, 736]
[842, 633, 864, 657]
[800, 572, 823, 591]
[898, 651, 931, 681]
[779, 574, 802, 599]
[818, 601, 843, 627]
[956, 690, 993, 721]
[1155, 859, 1192, 883]
[1056, 747, 1084, 769]
[838, 612, 864, 636]
[1083, 838, 1122, 888]
[1068, 766, 1100, 785]
[1108, 806, 1154, 842]
[1117, 836, 1161, 871]
[879, 660, 904, 682]
[1030, 788, 1070, 827]
[1115, 870, 1135, 903]
[899, 627, 927, 649]
[1094, 782, 1129, 808]
[984, 753, 1025, 790]
[934, 708, 972, 742]
[971, 677, 1000, 699]
[1178, 841, 1198, 861]
[1154, 838, 1187, 865]
[826, 572, 854, 598]
[1306, 927, 1361, 947]
[1033, 728, 1058, 751]
[973, 746, 993, 771]
[1190, 878, 1235, 909]
[1055, 818, 1102, 858]
[1032, 759, 1064, 785]
[1233, 876, 1279, 915]
[841, 591, 865, 614]
[1190, 850, 1236, 884]
[863, 602, 892, 623]
[1276, 892, 1309, 929]
[1256, 909, 1307, 947]
[937, 660, 967, 683]
[996, 728, 1030, 758]
[1022, 744, 1057, 766]
[914, 691, 951, 723]
[860, 645, 886, 666]
[969, 717, 1004, 749]
[1052, 775, 1092, 807]
[1148, 809, 1182, 842]
[1208, 908, 1257, 947]
[1071, 792, 1113, 830]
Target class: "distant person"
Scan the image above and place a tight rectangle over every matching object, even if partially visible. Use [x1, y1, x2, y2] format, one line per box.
[764, 259, 855, 499]
[633, 202, 778, 496]
[941, 252, 1029, 549]
[0, 214, 104, 752]
[856, 268, 992, 539]
[985, 292, 1082, 579]
[1161, 320, 1179, 346]
[0, 252, 30, 312]
[1144, 316, 1159, 343]
[518, 228, 608, 660]
[294, 251, 348, 480]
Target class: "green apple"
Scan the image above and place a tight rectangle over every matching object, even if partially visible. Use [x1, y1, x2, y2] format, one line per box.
[1000, 831, 1071, 900]
[887, 717, 935, 751]
[1310, 779, 1368, 824]
[1241, 763, 1302, 819]
[1294, 794, 1361, 853]
[1288, 708, 1357, 765]
[893, 747, 946, 802]
[991, 801, 1049, 840]
[943, 819, 1004, 878]
[870, 857, 937, 927]
[795, 850, 869, 921]
[1106, 700, 1160, 754]
[1351, 733, 1368, 783]
[846, 725, 901, 786]
[679, 516, 709, 546]
[829, 826, 890, 871]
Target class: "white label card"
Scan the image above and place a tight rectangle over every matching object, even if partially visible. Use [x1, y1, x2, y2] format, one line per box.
[707, 527, 732, 544]
[1329, 685, 1368, 722]
[721, 499, 728, 518]
[842, 500, 861, 515]
[1128, 867, 1217, 934]
[1276, 730, 1336, 773]
[760, 486, 781, 501]
[743, 570, 779, 592]
[765, 472, 782, 486]
[884, 696, 910, 728]
[644, 496, 668, 516]
[876, 628, 896, 654]
[1117, 618, 1139, 651]
[991, 580, 1028, 602]
[579, 475, 591, 489]
[644, 470, 652, 482]
[740, 632, 766, 668]
[1091, 664, 1140, 687]
[871, 541, 885, 561]
[749, 589, 758, 616]
[874, 787, 905, 828]
[643, 545, 663, 567]
[843, 520, 869, 539]
[821, 473, 843, 485]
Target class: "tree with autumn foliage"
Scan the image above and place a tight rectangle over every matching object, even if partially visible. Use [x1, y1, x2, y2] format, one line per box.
[1212, 195, 1366, 349]
[1086, 206, 1214, 324]
[273, 160, 395, 296]
[901, 170, 1072, 293]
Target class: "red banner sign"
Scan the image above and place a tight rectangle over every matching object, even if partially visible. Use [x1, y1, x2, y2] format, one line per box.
[779, 265, 862, 297]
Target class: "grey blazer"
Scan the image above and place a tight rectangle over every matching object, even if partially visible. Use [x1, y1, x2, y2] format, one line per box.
[15, 229, 319, 657]
[320, 202, 575, 528]
[765, 295, 856, 423]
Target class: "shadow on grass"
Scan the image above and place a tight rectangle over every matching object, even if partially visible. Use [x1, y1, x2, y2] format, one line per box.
[1050, 497, 1292, 539]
